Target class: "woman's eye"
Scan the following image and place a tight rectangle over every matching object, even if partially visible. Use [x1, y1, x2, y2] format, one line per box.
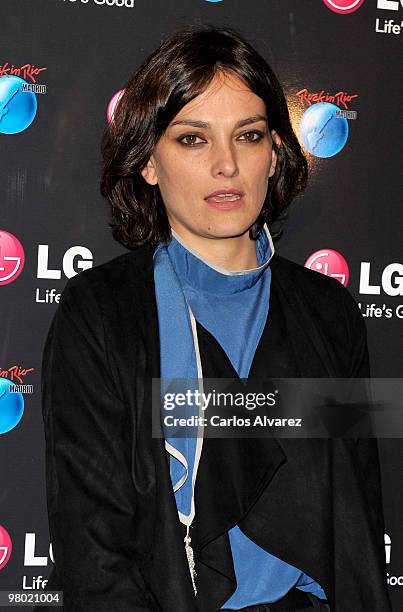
[178, 134, 204, 146]
[239, 130, 263, 142]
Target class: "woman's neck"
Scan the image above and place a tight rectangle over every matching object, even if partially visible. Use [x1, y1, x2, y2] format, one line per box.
[170, 226, 259, 272]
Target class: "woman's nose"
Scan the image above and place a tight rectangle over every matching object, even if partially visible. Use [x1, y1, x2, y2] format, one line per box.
[210, 141, 239, 177]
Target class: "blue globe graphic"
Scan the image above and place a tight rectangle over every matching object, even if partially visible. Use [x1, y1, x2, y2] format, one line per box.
[0, 377, 24, 434]
[299, 102, 349, 158]
[0, 75, 37, 134]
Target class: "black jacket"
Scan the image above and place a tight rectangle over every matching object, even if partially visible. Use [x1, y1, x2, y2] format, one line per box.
[35, 245, 392, 612]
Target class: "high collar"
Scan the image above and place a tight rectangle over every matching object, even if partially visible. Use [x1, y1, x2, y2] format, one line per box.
[166, 223, 275, 296]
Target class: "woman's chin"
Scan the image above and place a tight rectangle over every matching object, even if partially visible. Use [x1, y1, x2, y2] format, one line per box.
[199, 219, 257, 240]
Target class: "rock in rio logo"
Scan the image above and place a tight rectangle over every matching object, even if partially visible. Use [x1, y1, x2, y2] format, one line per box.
[0, 525, 12, 570]
[322, 0, 365, 13]
[0, 230, 25, 286]
[305, 249, 350, 286]
[0, 76, 37, 134]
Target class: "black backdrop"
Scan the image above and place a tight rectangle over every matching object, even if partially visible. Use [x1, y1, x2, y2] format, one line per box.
[0, 0, 402, 609]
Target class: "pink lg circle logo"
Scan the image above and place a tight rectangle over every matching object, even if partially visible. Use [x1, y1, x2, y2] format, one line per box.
[322, 0, 365, 14]
[305, 249, 350, 287]
[0, 525, 12, 570]
[0, 230, 25, 286]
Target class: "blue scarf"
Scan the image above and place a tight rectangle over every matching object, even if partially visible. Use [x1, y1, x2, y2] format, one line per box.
[153, 224, 274, 594]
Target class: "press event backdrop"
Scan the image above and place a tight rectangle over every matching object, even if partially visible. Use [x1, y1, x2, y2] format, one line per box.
[0, 0, 402, 609]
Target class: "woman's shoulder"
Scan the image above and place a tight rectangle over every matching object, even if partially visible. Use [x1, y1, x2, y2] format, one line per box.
[271, 252, 344, 291]
[271, 252, 359, 317]
[61, 243, 155, 303]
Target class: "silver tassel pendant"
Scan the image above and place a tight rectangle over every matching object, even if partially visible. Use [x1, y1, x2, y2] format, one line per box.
[184, 529, 197, 596]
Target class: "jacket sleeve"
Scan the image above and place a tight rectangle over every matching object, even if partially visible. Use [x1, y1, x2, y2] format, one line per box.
[341, 287, 387, 539]
[40, 273, 153, 611]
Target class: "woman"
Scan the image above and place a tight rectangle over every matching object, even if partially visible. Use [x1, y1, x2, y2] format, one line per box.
[36, 25, 391, 612]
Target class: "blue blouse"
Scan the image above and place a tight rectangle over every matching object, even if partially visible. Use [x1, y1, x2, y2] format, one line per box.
[165, 225, 327, 609]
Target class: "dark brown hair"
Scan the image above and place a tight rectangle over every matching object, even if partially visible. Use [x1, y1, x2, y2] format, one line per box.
[100, 24, 308, 248]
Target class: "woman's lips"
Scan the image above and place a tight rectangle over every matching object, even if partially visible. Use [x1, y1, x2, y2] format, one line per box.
[204, 194, 245, 209]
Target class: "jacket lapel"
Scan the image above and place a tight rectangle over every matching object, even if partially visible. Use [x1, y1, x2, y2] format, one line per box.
[187, 253, 337, 611]
[107, 245, 194, 611]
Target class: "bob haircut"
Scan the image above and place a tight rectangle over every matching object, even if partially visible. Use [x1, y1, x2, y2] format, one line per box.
[100, 24, 308, 248]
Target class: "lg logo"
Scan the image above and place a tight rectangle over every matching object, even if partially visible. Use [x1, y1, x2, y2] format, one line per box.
[24, 533, 54, 566]
[0, 525, 12, 570]
[305, 250, 403, 296]
[378, 0, 403, 9]
[322, 0, 365, 13]
[0, 233, 93, 286]
[359, 262, 403, 296]
[305, 250, 349, 286]
[323, 0, 403, 12]
[0, 230, 25, 286]
[37, 245, 93, 279]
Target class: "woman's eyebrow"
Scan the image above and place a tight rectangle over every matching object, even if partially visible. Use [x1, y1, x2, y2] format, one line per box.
[169, 115, 268, 129]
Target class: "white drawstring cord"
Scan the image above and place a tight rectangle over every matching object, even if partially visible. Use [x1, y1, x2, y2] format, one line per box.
[184, 523, 197, 595]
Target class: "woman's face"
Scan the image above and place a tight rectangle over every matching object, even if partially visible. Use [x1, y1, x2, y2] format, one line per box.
[141, 71, 281, 245]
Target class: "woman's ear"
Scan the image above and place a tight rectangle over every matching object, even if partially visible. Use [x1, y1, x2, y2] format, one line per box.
[140, 155, 158, 185]
[269, 130, 282, 178]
